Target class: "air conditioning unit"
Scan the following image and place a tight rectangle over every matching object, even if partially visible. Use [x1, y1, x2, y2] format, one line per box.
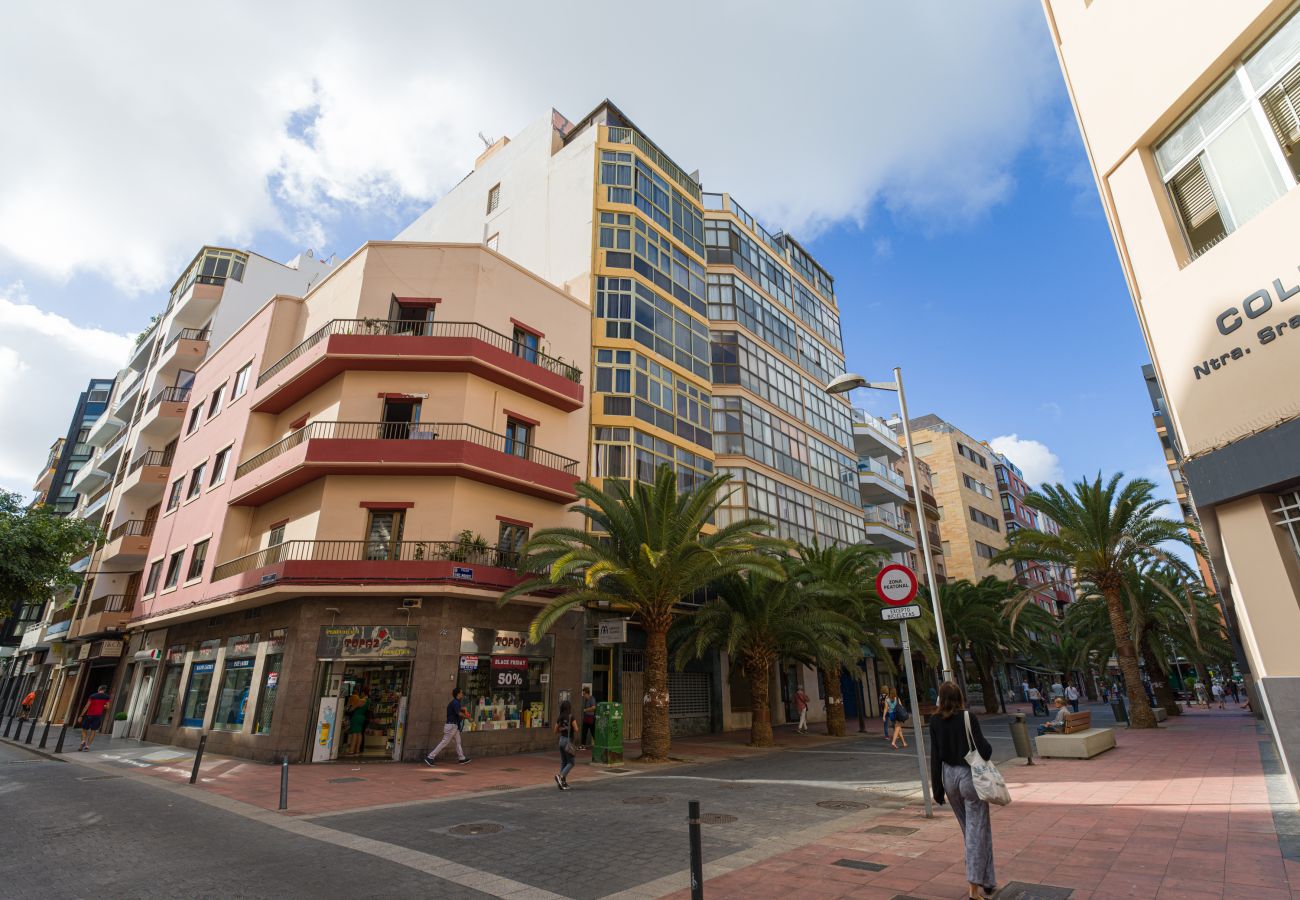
[401, 598, 423, 609]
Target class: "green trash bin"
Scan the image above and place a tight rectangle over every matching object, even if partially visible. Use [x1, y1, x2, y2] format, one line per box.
[593, 701, 624, 764]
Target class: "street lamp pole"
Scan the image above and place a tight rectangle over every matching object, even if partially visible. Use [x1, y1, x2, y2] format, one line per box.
[827, 367, 954, 683]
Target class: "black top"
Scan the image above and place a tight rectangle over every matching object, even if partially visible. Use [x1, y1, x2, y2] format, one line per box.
[928, 709, 993, 805]
[446, 699, 463, 725]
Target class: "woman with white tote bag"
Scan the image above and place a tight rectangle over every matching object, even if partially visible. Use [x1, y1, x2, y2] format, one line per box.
[929, 681, 1004, 899]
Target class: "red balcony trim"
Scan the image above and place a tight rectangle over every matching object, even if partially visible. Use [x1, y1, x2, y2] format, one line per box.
[359, 501, 415, 509]
[495, 515, 533, 527]
[509, 318, 544, 338]
[502, 409, 540, 427]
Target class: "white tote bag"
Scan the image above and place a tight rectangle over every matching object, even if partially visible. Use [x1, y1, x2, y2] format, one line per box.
[964, 711, 1011, 806]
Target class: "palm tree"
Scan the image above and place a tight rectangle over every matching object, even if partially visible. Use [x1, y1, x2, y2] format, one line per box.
[791, 542, 891, 736]
[502, 465, 786, 761]
[996, 474, 1197, 729]
[672, 566, 859, 746]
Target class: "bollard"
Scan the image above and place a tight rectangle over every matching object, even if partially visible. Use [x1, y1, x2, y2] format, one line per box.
[54, 721, 69, 754]
[189, 734, 208, 784]
[279, 756, 289, 810]
[24, 715, 37, 745]
[688, 800, 704, 900]
[4, 714, 16, 739]
[38, 719, 51, 750]
[1008, 712, 1034, 765]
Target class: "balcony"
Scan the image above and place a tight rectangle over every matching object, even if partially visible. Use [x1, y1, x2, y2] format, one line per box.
[905, 484, 940, 518]
[121, 448, 174, 498]
[101, 519, 155, 565]
[230, 421, 581, 506]
[72, 594, 133, 639]
[157, 327, 211, 378]
[86, 407, 127, 449]
[862, 506, 916, 552]
[210, 539, 526, 594]
[70, 456, 113, 496]
[45, 605, 75, 639]
[857, 456, 908, 504]
[252, 319, 584, 415]
[170, 275, 226, 328]
[138, 386, 191, 440]
[852, 408, 902, 458]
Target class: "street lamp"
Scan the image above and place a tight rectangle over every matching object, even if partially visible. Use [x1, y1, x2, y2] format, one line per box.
[827, 368, 954, 683]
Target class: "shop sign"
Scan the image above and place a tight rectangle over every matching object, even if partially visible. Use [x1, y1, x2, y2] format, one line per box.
[597, 619, 627, 645]
[78, 643, 92, 660]
[226, 633, 257, 658]
[317, 625, 418, 660]
[491, 655, 528, 689]
[226, 658, 256, 671]
[265, 628, 287, 654]
[460, 627, 554, 657]
[165, 645, 186, 665]
[459, 654, 479, 672]
[98, 640, 125, 658]
[192, 661, 216, 675]
[194, 639, 220, 661]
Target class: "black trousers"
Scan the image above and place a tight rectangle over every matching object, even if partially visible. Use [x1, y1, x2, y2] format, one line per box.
[581, 719, 595, 745]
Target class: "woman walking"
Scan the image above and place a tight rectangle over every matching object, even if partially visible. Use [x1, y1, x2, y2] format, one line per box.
[554, 699, 579, 791]
[884, 686, 908, 749]
[931, 681, 996, 899]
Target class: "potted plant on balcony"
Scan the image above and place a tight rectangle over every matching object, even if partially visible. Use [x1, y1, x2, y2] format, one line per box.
[450, 530, 490, 564]
[112, 711, 129, 740]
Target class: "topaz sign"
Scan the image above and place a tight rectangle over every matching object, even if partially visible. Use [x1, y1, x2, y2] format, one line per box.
[875, 563, 918, 606]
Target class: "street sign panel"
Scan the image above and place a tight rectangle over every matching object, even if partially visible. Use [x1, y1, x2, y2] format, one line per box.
[876, 563, 919, 606]
[881, 605, 922, 622]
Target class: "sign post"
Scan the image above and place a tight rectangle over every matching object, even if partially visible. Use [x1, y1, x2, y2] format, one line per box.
[875, 564, 933, 819]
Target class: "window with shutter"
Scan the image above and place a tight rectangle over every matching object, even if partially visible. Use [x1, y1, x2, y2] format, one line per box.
[1261, 63, 1300, 180]
[1169, 158, 1228, 256]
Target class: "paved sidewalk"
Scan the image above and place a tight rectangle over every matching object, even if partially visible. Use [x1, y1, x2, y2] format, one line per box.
[663, 707, 1299, 899]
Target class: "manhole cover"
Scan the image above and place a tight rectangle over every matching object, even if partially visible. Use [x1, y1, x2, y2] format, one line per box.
[328, 777, 365, 784]
[996, 883, 1073, 900]
[818, 800, 870, 810]
[481, 784, 519, 791]
[423, 777, 441, 782]
[448, 823, 504, 837]
[76, 775, 122, 781]
[865, 825, 918, 836]
[699, 813, 737, 824]
[623, 796, 668, 805]
[833, 859, 886, 872]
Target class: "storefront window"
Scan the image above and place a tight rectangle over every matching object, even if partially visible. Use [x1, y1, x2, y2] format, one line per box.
[212, 634, 257, 732]
[457, 628, 553, 730]
[181, 661, 215, 728]
[254, 630, 287, 735]
[153, 646, 186, 725]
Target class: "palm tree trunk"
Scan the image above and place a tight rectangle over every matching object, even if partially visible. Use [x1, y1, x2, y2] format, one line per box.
[747, 657, 773, 747]
[1103, 587, 1158, 728]
[820, 666, 845, 736]
[641, 618, 672, 761]
[1141, 635, 1180, 717]
[1083, 668, 1098, 701]
[974, 654, 1001, 714]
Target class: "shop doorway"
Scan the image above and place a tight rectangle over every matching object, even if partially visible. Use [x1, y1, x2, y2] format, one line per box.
[591, 647, 612, 704]
[310, 659, 412, 762]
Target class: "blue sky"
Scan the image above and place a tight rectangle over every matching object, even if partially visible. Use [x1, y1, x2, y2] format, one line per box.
[0, 2, 1177, 515]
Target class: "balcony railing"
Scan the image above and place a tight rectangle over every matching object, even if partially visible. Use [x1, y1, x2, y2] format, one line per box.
[606, 126, 702, 200]
[256, 318, 583, 388]
[211, 539, 523, 582]
[86, 594, 131, 616]
[49, 605, 75, 625]
[858, 456, 906, 487]
[852, 408, 900, 445]
[234, 420, 580, 480]
[163, 327, 212, 352]
[146, 386, 191, 411]
[108, 519, 155, 542]
[863, 507, 912, 535]
[128, 448, 175, 474]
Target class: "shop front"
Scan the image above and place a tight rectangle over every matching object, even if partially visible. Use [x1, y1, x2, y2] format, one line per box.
[120, 630, 167, 739]
[458, 628, 554, 732]
[309, 625, 416, 763]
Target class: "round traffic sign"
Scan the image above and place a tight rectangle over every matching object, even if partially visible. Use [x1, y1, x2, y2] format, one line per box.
[875, 564, 918, 606]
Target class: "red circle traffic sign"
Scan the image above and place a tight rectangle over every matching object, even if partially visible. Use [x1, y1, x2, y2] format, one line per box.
[875, 564, 918, 606]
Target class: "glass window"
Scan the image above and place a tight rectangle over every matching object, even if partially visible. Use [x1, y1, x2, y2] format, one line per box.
[497, 521, 528, 566]
[267, 524, 286, 548]
[143, 560, 163, 596]
[364, 510, 404, 561]
[186, 539, 209, 581]
[254, 638, 285, 736]
[231, 364, 251, 400]
[163, 550, 183, 590]
[180, 661, 215, 728]
[212, 636, 257, 732]
[166, 478, 184, 511]
[456, 628, 554, 730]
[207, 384, 226, 419]
[504, 418, 532, 458]
[210, 446, 231, 485]
[153, 658, 184, 725]
[512, 327, 539, 364]
[485, 232, 500, 251]
[186, 406, 203, 436]
[486, 183, 501, 214]
[186, 463, 206, 500]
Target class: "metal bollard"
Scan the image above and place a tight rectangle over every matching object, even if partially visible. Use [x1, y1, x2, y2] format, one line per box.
[688, 800, 704, 900]
[4, 715, 16, 739]
[1008, 712, 1034, 765]
[54, 721, 70, 754]
[279, 756, 289, 810]
[38, 719, 51, 749]
[24, 715, 37, 745]
[189, 734, 208, 784]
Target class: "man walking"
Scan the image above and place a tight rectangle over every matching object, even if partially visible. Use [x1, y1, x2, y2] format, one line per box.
[1028, 684, 1044, 717]
[1211, 681, 1226, 709]
[794, 686, 810, 734]
[579, 686, 596, 750]
[1065, 682, 1080, 713]
[78, 685, 111, 751]
[423, 688, 471, 766]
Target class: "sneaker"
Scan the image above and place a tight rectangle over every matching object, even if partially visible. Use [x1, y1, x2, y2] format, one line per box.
[457, 758, 471, 765]
[422, 756, 437, 767]
[560, 781, 571, 791]
[554, 774, 564, 790]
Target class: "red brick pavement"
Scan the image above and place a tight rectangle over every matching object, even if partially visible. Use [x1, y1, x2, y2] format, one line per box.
[663, 706, 1297, 900]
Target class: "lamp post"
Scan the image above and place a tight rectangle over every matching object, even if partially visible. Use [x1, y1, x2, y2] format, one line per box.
[827, 368, 954, 683]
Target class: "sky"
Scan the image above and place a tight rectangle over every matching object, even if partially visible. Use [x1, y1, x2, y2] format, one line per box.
[0, 2, 1177, 513]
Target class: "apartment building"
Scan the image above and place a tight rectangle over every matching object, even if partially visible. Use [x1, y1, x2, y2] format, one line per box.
[908, 415, 1013, 583]
[116, 243, 588, 762]
[55, 247, 332, 729]
[398, 101, 862, 735]
[992, 452, 1072, 618]
[1045, 0, 1300, 793]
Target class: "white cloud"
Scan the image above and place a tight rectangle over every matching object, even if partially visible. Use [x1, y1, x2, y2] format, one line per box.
[0, 1, 1058, 293]
[0, 284, 132, 494]
[988, 434, 1065, 487]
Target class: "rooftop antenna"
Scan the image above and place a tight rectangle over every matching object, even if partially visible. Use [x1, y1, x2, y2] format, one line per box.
[477, 131, 495, 149]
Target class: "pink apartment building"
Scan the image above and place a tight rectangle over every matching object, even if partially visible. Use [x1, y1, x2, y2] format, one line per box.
[123, 242, 590, 763]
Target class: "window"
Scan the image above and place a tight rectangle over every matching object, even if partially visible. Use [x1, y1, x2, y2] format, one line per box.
[254, 631, 287, 735]
[504, 418, 532, 458]
[143, 560, 163, 596]
[166, 478, 184, 512]
[209, 446, 231, 485]
[486, 183, 501, 214]
[212, 636, 257, 732]
[163, 550, 184, 590]
[364, 509, 404, 561]
[390, 298, 436, 335]
[485, 232, 499, 252]
[231, 363, 251, 400]
[186, 406, 203, 436]
[153, 658, 184, 726]
[498, 521, 529, 565]
[975, 541, 998, 560]
[207, 383, 226, 419]
[512, 327, 539, 364]
[87, 389, 110, 403]
[1156, 9, 1300, 259]
[962, 473, 994, 500]
[186, 539, 209, 581]
[957, 442, 988, 468]
[181, 661, 215, 728]
[186, 462, 207, 500]
[970, 507, 1001, 531]
[1275, 491, 1300, 559]
[267, 523, 285, 548]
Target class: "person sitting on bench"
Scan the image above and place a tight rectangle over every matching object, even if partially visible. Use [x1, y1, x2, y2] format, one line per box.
[1038, 697, 1068, 735]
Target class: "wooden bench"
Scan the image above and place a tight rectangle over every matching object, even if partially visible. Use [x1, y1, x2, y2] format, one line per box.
[1063, 711, 1092, 734]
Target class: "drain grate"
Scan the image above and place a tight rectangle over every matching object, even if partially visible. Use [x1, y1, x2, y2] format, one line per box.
[865, 825, 918, 836]
[448, 823, 504, 837]
[76, 775, 122, 781]
[818, 799, 870, 810]
[699, 813, 737, 825]
[833, 859, 886, 872]
[623, 795, 667, 805]
[996, 883, 1073, 900]
[481, 784, 519, 792]
[328, 777, 366, 784]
